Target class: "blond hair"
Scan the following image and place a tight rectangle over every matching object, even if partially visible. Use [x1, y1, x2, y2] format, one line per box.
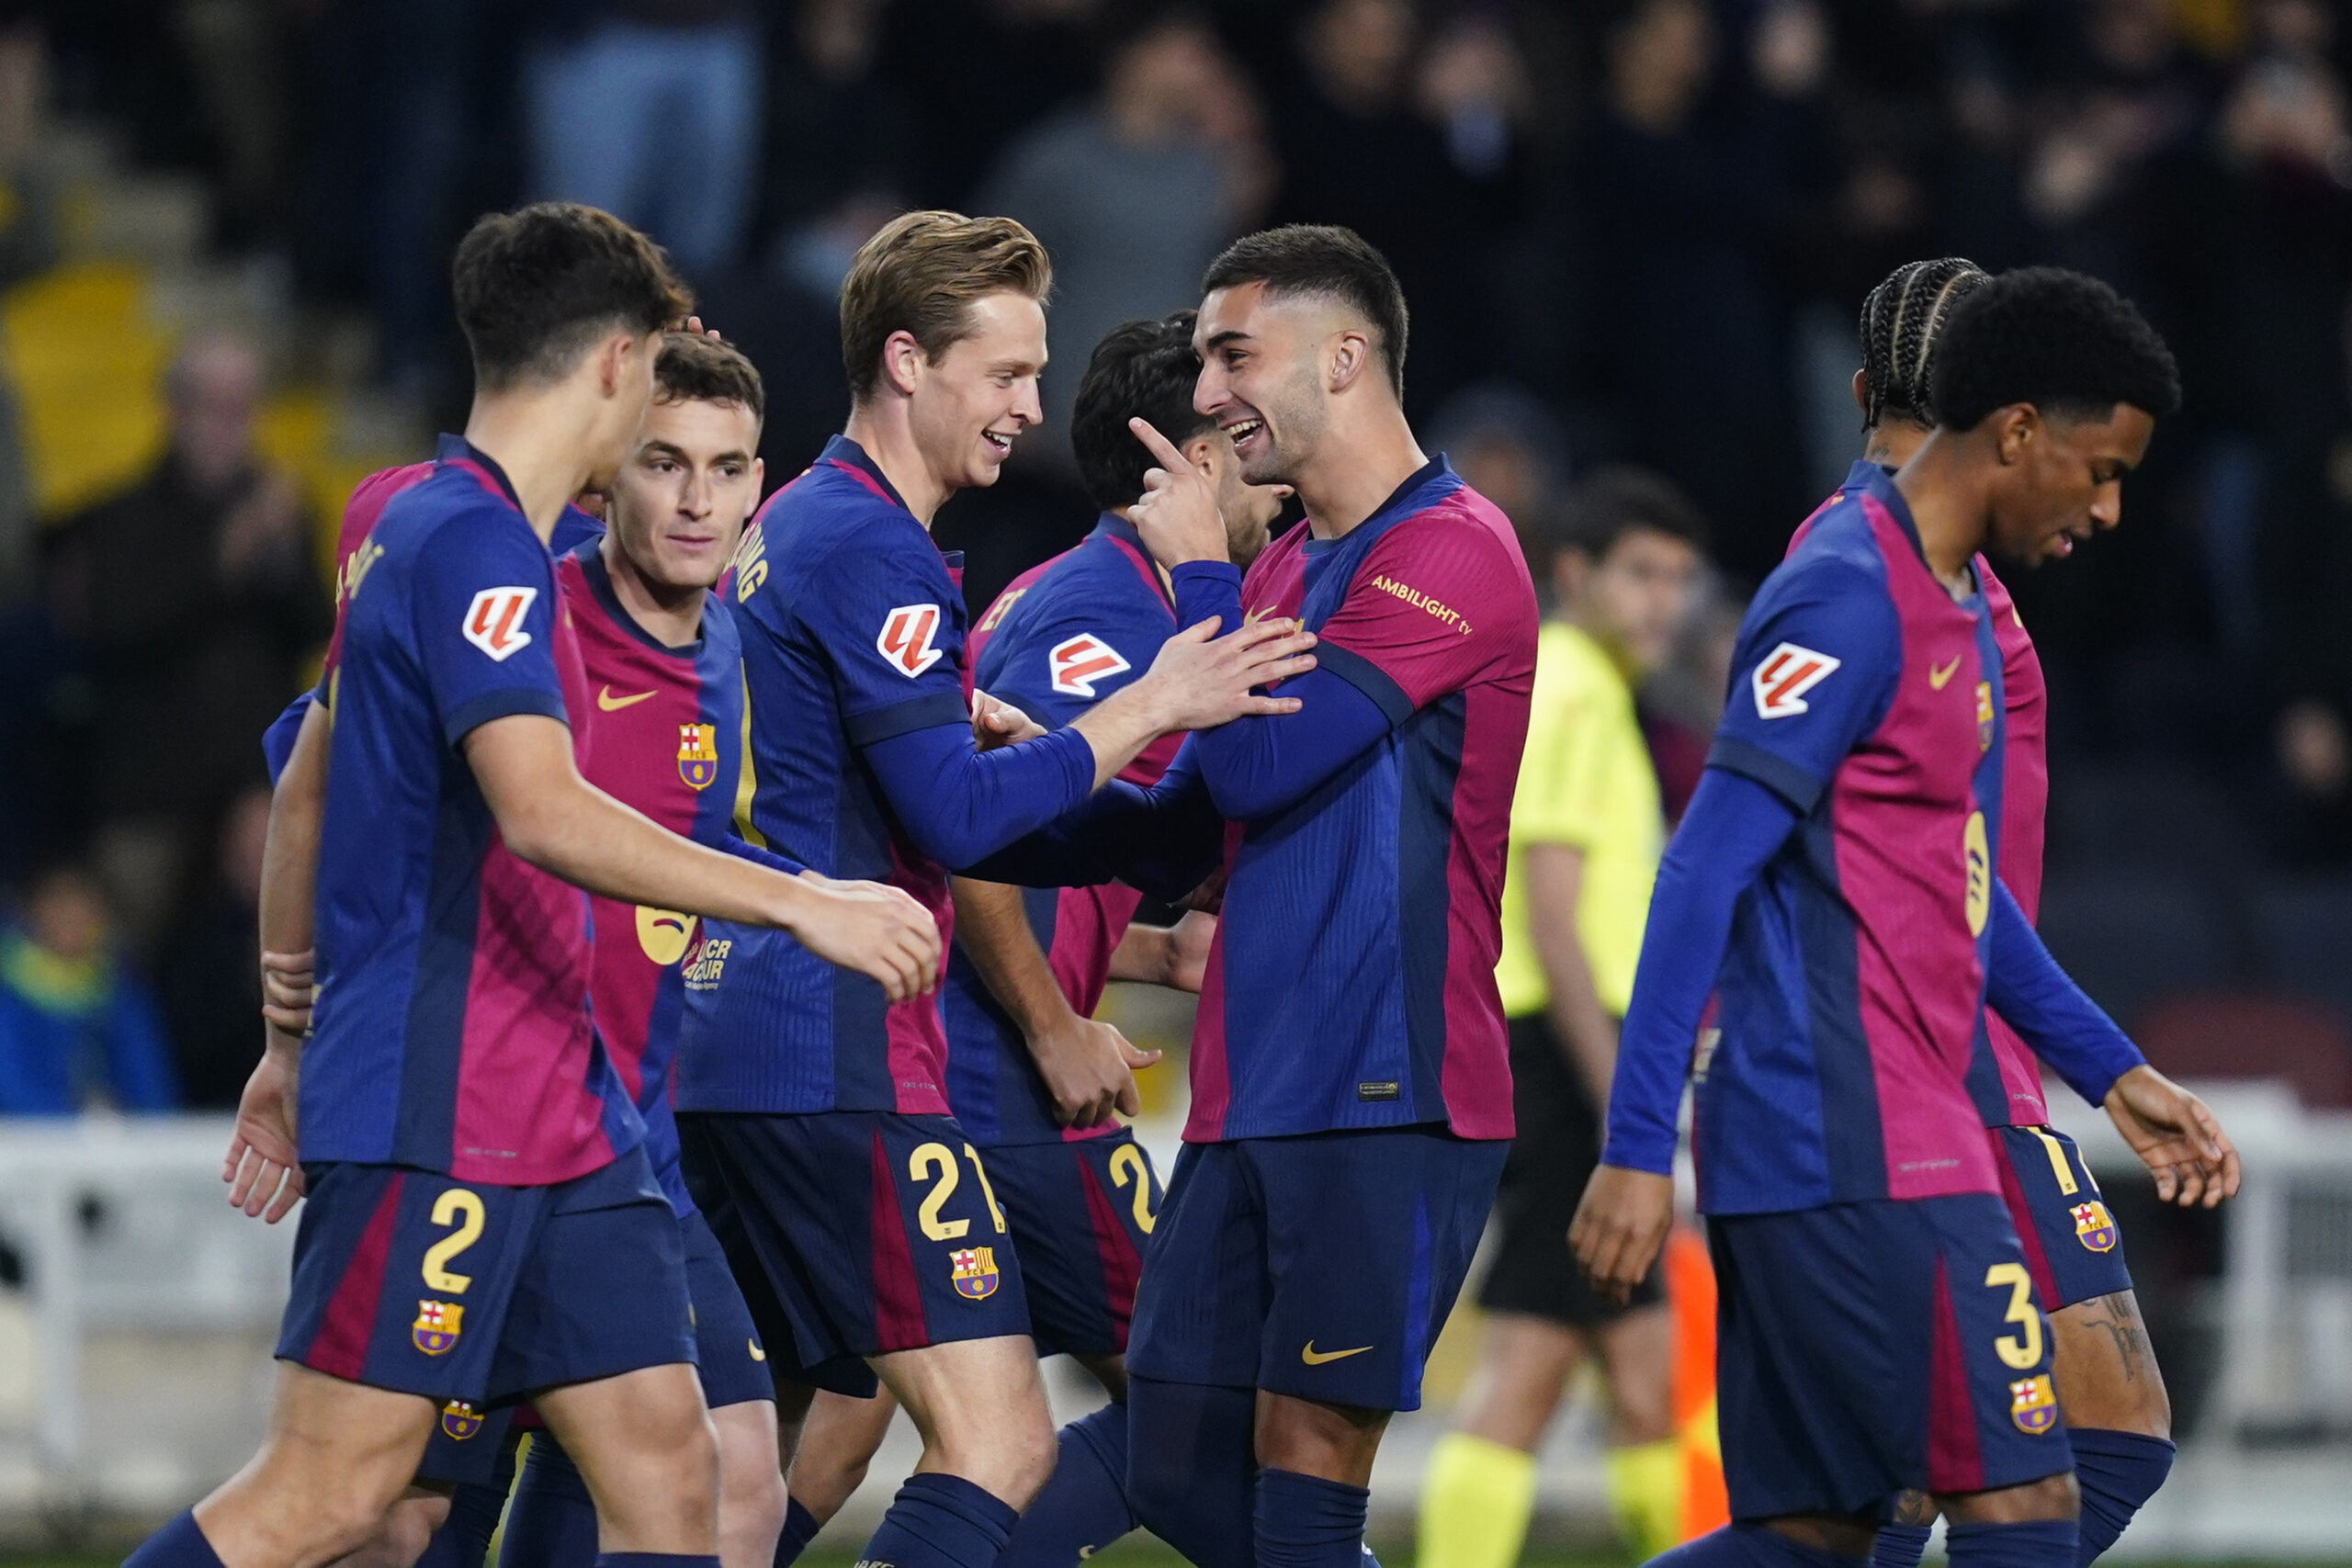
[839, 210, 1053, 404]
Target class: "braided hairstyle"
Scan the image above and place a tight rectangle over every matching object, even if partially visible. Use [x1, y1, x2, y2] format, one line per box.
[1858, 257, 1989, 431]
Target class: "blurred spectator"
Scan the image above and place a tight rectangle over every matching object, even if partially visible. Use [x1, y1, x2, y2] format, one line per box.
[2269, 695, 2352, 868]
[40, 333, 326, 942]
[155, 784, 268, 1110]
[757, 0, 907, 246]
[0, 861, 175, 1116]
[879, 0, 1102, 210]
[525, 0, 763, 277]
[0, 15, 57, 609]
[1429, 381, 1571, 577]
[979, 9, 1271, 471]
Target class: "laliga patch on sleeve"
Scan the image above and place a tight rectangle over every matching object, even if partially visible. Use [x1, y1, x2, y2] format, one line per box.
[462, 586, 538, 662]
[876, 604, 944, 678]
[1750, 641, 1840, 718]
[1048, 633, 1133, 697]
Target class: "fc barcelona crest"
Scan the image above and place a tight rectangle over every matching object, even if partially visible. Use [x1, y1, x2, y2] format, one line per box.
[678, 723, 720, 790]
[2071, 1201, 2119, 1253]
[2009, 1374, 2059, 1434]
[441, 1400, 484, 1440]
[950, 1247, 1001, 1301]
[1976, 681, 1995, 753]
[413, 1299, 464, 1356]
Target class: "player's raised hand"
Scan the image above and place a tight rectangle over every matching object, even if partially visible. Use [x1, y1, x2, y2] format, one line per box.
[1029, 1013, 1162, 1129]
[787, 872, 942, 1003]
[2103, 1063, 2241, 1209]
[259, 948, 315, 1035]
[223, 1043, 304, 1223]
[1142, 614, 1317, 731]
[1568, 1163, 1674, 1305]
[972, 689, 1046, 750]
[1126, 416, 1230, 569]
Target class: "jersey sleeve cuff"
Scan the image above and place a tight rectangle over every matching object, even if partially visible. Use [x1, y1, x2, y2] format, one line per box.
[1600, 1127, 1676, 1177]
[444, 688, 569, 747]
[1705, 737, 1826, 814]
[845, 692, 972, 748]
[1316, 643, 1415, 728]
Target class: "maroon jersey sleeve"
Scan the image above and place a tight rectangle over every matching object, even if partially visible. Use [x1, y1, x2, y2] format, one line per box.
[1314, 505, 1533, 710]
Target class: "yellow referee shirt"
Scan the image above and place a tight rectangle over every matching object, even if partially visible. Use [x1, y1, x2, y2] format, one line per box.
[1495, 621, 1664, 1020]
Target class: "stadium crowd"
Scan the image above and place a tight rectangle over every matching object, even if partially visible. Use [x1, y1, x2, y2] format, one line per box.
[0, 0, 2346, 1134]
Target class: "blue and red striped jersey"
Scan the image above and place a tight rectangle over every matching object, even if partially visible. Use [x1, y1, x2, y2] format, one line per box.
[944, 513, 1182, 1146]
[302, 435, 639, 1185]
[1183, 458, 1537, 1144]
[1697, 462, 2007, 1213]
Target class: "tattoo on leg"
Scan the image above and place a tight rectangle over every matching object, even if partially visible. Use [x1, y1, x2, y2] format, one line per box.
[2085, 1292, 2153, 1383]
[1890, 1490, 1938, 1527]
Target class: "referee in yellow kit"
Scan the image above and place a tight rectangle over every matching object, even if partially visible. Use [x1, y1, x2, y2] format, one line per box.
[1420, 467, 1710, 1568]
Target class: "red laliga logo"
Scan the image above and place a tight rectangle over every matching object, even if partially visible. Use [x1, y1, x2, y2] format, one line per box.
[877, 604, 944, 678]
[1048, 634, 1132, 697]
[1750, 641, 1839, 718]
[462, 587, 537, 662]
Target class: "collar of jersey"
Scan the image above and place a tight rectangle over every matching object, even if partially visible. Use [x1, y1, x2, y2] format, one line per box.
[1301, 453, 1458, 558]
[1090, 513, 1176, 612]
[435, 433, 526, 513]
[1850, 458, 1984, 607]
[820, 434, 911, 512]
[568, 535, 707, 660]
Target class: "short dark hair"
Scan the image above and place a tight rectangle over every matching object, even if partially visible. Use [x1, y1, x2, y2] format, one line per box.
[451, 203, 691, 391]
[1201, 224, 1409, 400]
[839, 209, 1053, 403]
[1929, 267, 2182, 431]
[1071, 312, 1212, 513]
[655, 332, 764, 428]
[1543, 466, 1710, 567]
[1859, 257, 1988, 430]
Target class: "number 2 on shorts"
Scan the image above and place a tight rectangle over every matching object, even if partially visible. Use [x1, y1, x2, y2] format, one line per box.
[1108, 1143, 1157, 1235]
[423, 1189, 486, 1292]
[910, 1142, 1009, 1239]
[1984, 1261, 2043, 1370]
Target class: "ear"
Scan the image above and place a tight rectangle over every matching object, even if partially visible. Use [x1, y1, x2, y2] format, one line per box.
[1850, 367, 1869, 417]
[880, 329, 925, 397]
[751, 456, 765, 492]
[598, 333, 634, 398]
[1327, 328, 1374, 393]
[1991, 404, 2039, 466]
[1182, 431, 1220, 479]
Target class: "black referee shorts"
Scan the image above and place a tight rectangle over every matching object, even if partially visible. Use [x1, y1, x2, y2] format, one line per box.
[1476, 1011, 1666, 1328]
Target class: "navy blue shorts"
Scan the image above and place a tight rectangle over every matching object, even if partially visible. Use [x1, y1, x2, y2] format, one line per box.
[677, 1111, 1032, 1397]
[983, 1131, 1160, 1359]
[277, 1147, 693, 1405]
[1995, 1125, 2134, 1313]
[1126, 1127, 1506, 1412]
[412, 1202, 772, 1486]
[1711, 1193, 2073, 1520]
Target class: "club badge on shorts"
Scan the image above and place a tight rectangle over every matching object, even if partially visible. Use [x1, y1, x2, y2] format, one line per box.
[2071, 1201, 2119, 1253]
[950, 1247, 1001, 1301]
[2009, 1374, 2059, 1434]
[413, 1300, 465, 1356]
[441, 1400, 484, 1440]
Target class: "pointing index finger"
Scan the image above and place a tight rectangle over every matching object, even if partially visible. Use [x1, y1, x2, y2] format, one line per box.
[1128, 416, 1191, 474]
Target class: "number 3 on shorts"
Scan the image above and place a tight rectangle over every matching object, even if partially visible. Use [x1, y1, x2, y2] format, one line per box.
[423, 1189, 486, 1292]
[1984, 1261, 2042, 1370]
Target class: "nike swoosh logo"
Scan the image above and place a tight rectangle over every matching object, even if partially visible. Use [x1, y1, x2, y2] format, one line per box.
[1928, 658, 1962, 690]
[1301, 1341, 1373, 1366]
[748, 1339, 766, 1361]
[598, 685, 657, 711]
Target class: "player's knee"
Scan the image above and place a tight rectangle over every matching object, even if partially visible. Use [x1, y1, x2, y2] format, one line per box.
[720, 1436, 790, 1544]
[1942, 1470, 2079, 1526]
[941, 1404, 1055, 1510]
[316, 1489, 442, 1567]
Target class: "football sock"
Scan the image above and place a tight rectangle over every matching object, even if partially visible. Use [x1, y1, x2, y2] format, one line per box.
[1255, 1468, 1370, 1568]
[594, 1557, 719, 1568]
[2067, 1427, 2175, 1565]
[774, 1498, 822, 1568]
[1606, 1438, 1687, 1561]
[858, 1472, 1018, 1568]
[1125, 1374, 1258, 1567]
[1648, 1522, 1866, 1568]
[503, 1436, 599, 1568]
[1871, 1523, 1933, 1568]
[1945, 1518, 2077, 1568]
[1417, 1431, 1538, 1568]
[997, 1403, 1136, 1568]
[124, 1509, 227, 1568]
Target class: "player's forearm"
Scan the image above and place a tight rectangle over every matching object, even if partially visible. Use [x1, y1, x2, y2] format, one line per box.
[1107, 923, 1174, 986]
[1069, 679, 1188, 789]
[1523, 845, 1618, 1103]
[865, 721, 1098, 869]
[257, 700, 331, 1057]
[1985, 879, 2145, 1105]
[950, 876, 1079, 1039]
[1604, 767, 1799, 1173]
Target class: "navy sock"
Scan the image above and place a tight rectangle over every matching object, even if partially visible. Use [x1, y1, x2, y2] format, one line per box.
[125, 1510, 227, 1568]
[1946, 1518, 2077, 1568]
[1254, 1469, 1369, 1568]
[2067, 1428, 2174, 1566]
[859, 1472, 1019, 1568]
[997, 1403, 1136, 1568]
[420, 1439, 521, 1568]
[503, 1437, 601, 1568]
[1649, 1523, 1870, 1568]
[1871, 1523, 1933, 1568]
[1125, 1374, 1257, 1568]
[774, 1497, 822, 1568]
[594, 1556, 719, 1568]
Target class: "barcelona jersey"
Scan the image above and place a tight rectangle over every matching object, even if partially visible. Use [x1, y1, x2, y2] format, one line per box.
[944, 513, 1182, 1146]
[303, 435, 639, 1185]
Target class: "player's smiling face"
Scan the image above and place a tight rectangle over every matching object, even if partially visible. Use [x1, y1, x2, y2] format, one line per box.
[611, 395, 763, 592]
[910, 289, 1046, 494]
[1193, 282, 1329, 489]
[1989, 400, 2156, 567]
